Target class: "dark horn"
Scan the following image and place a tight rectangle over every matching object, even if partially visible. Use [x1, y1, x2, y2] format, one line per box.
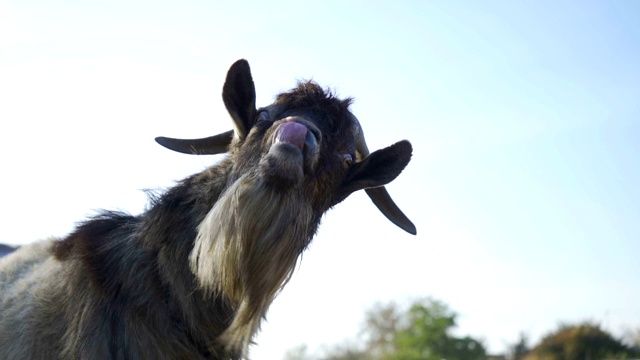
[366, 186, 416, 235]
[349, 112, 415, 234]
[155, 130, 234, 155]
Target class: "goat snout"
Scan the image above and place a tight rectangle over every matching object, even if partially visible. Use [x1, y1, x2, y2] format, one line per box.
[272, 117, 320, 166]
[262, 117, 321, 187]
[274, 122, 308, 151]
[274, 117, 320, 154]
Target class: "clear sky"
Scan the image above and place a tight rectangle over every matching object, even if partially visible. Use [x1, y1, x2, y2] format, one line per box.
[1, 0, 639, 358]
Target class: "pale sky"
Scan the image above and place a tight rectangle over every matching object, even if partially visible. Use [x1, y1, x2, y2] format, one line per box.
[1, 1, 639, 358]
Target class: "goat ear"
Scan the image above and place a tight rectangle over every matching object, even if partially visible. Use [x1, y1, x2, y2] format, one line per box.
[338, 140, 416, 235]
[154, 59, 255, 154]
[342, 140, 412, 193]
[223, 59, 257, 140]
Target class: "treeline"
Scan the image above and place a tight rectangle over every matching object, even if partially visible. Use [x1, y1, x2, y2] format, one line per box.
[284, 298, 640, 360]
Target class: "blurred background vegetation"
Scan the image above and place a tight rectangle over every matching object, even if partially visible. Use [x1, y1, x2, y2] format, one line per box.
[283, 298, 640, 360]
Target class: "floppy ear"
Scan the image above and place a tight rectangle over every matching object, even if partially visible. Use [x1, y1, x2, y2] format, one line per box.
[337, 140, 416, 234]
[222, 59, 257, 140]
[341, 140, 412, 195]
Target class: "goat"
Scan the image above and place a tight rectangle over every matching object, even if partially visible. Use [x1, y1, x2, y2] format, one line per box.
[0, 59, 414, 359]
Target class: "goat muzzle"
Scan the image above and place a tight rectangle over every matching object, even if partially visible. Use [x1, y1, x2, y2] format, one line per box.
[268, 117, 320, 180]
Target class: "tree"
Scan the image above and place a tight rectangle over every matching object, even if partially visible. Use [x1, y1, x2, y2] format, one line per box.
[361, 302, 402, 359]
[388, 299, 486, 360]
[325, 298, 487, 360]
[285, 303, 640, 360]
[523, 322, 640, 360]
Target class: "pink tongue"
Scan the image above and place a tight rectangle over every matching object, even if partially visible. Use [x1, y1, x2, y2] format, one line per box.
[275, 122, 308, 151]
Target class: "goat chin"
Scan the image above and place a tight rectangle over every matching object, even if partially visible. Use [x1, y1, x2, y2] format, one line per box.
[190, 171, 313, 354]
[262, 143, 306, 187]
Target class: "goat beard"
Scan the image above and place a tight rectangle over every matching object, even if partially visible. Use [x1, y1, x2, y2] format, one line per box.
[189, 172, 313, 354]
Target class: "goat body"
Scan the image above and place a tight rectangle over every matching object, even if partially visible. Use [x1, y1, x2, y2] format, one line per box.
[0, 60, 414, 359]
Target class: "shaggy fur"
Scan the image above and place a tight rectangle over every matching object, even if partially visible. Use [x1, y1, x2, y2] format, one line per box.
[0, 59, 413, 359]
[191, 172, 314, 352]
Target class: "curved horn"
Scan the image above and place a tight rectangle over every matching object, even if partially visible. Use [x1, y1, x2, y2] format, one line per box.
[155, 130, 234, 155]
[349, 112, 416, 235]
[366, 187, 417, 235]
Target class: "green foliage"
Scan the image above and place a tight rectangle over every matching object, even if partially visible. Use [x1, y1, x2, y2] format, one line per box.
[298, 298, 487, 360]
[387, 299, 486, 360]
[317, 298, 487, 360]
[284, 300, 640, 360]
[524, 322, 640, 360]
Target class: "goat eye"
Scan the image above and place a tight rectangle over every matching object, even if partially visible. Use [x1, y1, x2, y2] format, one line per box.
[341, 153, 353, 169]
[256, 110, 270, 122]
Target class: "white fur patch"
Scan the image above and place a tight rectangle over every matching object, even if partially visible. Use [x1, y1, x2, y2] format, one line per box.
[190, 173, 313, 356]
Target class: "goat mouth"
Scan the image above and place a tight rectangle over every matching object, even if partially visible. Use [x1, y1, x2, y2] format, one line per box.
[272, 120, 319, 166]
[274, 122, 308, 150]
[263, 120, 319, 186]
[274, 121, 319, 153]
